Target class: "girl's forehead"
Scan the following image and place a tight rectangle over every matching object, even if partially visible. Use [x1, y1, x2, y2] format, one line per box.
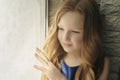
[58, 11, 84, 29]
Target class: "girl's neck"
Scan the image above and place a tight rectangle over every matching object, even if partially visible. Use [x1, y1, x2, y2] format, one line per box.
[63, 52, 82, 67]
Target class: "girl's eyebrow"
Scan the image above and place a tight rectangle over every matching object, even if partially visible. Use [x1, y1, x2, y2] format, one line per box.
[58, 24, 83, 30]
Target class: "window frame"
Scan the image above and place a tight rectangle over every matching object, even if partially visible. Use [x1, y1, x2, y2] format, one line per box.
[36, 0, 48, 48]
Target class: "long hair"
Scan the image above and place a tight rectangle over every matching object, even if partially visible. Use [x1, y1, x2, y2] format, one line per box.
[42, 0, 104, 80]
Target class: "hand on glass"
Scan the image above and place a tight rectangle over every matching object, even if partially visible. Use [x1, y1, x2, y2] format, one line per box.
[34, 48, 66, 80]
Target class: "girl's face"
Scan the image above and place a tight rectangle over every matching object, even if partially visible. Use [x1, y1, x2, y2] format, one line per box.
[58, 11, 84, 54]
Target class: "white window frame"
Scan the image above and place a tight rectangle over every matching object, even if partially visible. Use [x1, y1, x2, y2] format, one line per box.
[36, 0, 48, 49]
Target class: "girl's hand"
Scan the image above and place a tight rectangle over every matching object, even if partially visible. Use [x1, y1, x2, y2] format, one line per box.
[34, 48, 66, 80]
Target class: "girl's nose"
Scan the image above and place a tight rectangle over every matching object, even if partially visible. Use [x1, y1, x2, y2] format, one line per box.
[62, 31, 71, 41]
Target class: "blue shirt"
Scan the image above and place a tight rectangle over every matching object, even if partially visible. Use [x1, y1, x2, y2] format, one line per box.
[61, 61, 79, 80]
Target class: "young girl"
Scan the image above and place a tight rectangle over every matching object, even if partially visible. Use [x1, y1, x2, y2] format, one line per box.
[34, 0, 110, 80]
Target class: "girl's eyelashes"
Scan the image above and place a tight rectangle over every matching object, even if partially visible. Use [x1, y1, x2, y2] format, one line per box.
[58, 27, 64, 30]
[58, 27, 80, 33]
[72, 31, 80, 33]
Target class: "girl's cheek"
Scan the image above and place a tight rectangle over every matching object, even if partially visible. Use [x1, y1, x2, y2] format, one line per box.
[75, 38, 81, 43]
[58, 31, 62, 41]
[72, 35, 83, 43]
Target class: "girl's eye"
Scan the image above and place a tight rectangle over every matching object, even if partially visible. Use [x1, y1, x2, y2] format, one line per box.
[58, 27, 64, 30]
[72, 31, 80, 33]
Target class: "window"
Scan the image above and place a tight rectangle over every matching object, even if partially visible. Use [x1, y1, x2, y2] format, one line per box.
[36, 0, 48, 48]
[0, 0, 48, 80]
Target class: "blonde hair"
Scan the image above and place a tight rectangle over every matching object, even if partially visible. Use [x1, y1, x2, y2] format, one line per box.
[42, 0, 104, 80]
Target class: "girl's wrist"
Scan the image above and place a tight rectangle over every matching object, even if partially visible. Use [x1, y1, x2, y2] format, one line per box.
[52, 72, 66, 80]
[57, 73, 67, 80]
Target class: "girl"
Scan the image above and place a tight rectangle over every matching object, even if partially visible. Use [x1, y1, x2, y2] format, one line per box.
[34, 0, 110, 80]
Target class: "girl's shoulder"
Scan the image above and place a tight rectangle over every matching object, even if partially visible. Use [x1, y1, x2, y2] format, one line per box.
[104, 57, 110, 64]
[98, 57, 110, 80]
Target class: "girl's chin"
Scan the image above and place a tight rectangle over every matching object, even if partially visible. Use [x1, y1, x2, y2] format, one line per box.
[63, 47, 81, 53]
[63, 48, 74, 53]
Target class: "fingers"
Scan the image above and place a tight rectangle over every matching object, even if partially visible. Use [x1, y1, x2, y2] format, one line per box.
[34, 48, 55, 71]
[34, 53, 48, 67]
[34, 65, 47, 73]
[36, 48, 50, 63]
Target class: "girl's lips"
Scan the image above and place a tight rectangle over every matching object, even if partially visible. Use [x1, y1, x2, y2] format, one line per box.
[63, 43, 72, 46]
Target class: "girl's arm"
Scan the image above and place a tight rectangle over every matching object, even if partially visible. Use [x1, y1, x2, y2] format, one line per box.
[98, 57, 110, 80]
